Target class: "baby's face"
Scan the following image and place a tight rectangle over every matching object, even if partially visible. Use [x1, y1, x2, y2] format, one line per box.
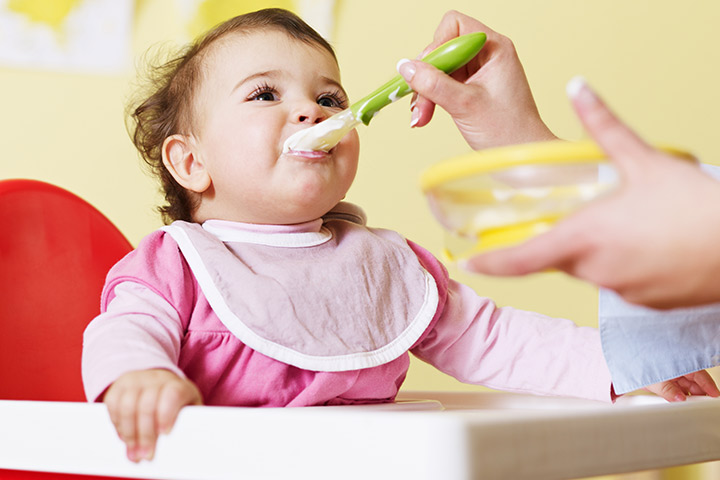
[190, 29, 360, 224]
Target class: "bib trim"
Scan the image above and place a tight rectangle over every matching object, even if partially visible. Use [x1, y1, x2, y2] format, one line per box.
[162, 223, 439, 372]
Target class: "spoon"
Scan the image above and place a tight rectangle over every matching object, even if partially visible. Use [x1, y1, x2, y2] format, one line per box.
[283, 32, 487, 153]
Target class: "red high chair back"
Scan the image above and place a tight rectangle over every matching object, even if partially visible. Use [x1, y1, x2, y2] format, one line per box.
[0, 179, 133, 402]
[0, 180, 151, 479]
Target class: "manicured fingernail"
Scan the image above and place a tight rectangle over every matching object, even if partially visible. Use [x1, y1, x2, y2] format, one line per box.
[566, 75, 599, 108]
[410, 107, 420, 127]
[566, 75, 587, 98]
[675, 393, 687, 402]
[397, 58, 416, 81]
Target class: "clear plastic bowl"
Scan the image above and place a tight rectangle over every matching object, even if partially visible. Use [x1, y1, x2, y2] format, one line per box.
[420, 140, 693, 260]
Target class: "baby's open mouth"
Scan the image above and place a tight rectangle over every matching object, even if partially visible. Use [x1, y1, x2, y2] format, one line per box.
[284, 145, 335, 159]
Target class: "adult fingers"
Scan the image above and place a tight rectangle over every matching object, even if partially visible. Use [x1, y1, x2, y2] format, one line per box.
[432, 10, 495, 46]
[407, 88, 436, 129]
[410, 96, 436, 128]
[408, 60, 481, 128]
[398, 60, 474, 122]
[462, 221, 583, 276]
[566, 77, 655, 177]
[404, 12, 471, 128]
[407, 11, 495, 129]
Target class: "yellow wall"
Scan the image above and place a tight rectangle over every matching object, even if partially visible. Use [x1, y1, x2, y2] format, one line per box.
[2, 0, 719, 395]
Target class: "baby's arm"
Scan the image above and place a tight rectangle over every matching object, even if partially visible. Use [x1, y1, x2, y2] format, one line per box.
[102, 368, 202, 462]
[412, 275, 719, 403]
[412, 278, 614, 401]
[645, 371, 719, 402]
[83, 282, 188, 401]
[83, 281, 201, 461]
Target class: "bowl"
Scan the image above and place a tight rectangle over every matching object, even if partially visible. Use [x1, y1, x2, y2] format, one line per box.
[420, 140, 693, 261]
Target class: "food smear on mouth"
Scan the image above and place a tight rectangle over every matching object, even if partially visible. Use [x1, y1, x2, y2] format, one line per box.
[283, 109, 358, 153]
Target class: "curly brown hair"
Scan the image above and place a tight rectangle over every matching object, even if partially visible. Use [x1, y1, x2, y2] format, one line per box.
[127, 8, 337, 224]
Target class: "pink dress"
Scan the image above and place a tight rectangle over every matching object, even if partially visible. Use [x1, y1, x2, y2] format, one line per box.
[82, 203, 613, 406]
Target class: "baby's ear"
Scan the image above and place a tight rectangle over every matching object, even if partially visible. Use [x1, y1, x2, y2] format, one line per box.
[162, 134, 211, 193]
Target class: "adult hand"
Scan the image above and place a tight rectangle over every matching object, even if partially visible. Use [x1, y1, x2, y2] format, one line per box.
[103, 369, 203, 462]
[464, 77, 720, 309]
[397, 10, 556, 149]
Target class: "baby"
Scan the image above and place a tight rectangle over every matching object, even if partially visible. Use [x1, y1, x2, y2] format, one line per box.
[82, 8, 719, 463]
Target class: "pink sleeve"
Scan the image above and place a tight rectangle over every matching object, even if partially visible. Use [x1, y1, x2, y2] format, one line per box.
[81, 282, 187, 402]
[82, 230, 194, 402]
[100, 230, 197, 318]
[408, 244, 613, 403]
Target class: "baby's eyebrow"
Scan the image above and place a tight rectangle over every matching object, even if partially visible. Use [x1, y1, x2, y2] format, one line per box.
[320, 76, 348, 97]
[232, 70, 281, 93]
[231, 70, 347, 97]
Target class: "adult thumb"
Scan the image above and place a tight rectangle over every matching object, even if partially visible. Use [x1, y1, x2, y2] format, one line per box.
[397, 59, 470, 117]
[566, 76, 654, 175]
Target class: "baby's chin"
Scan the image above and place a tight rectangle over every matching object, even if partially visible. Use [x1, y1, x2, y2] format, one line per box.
[283, 189, 350, 222]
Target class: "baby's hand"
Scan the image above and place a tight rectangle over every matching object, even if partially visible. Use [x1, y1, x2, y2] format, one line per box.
[102, 369, 203, 462]
[644, 370, 720, 402]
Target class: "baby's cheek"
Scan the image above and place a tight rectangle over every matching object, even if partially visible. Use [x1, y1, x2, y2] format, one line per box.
[347, 129, 360, 147]
[342, 130, 361, 162]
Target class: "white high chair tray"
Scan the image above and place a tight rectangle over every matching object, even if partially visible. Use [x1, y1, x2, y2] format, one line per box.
[1, 391, 719, 480]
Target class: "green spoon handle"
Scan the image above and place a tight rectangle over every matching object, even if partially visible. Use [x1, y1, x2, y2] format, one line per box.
[350, 32, 487, 125]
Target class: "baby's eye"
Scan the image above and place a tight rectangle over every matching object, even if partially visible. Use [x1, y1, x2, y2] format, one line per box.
[317, 91, 347, 109]
[247, 83, 278, 102]
[317, 96, 339, 108]
[252, 91, 277, 101]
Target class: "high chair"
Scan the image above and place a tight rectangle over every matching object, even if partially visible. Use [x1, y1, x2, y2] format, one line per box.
[0, 179, 132, 401]
[0, 179, 133, 480]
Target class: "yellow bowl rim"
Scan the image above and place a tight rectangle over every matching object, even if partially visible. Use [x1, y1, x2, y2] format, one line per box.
[420, 139, 694, 192]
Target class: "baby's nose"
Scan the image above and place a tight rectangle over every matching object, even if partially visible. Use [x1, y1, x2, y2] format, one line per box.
[295, 102, 326, 124]
[297, 114, 323, 124]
